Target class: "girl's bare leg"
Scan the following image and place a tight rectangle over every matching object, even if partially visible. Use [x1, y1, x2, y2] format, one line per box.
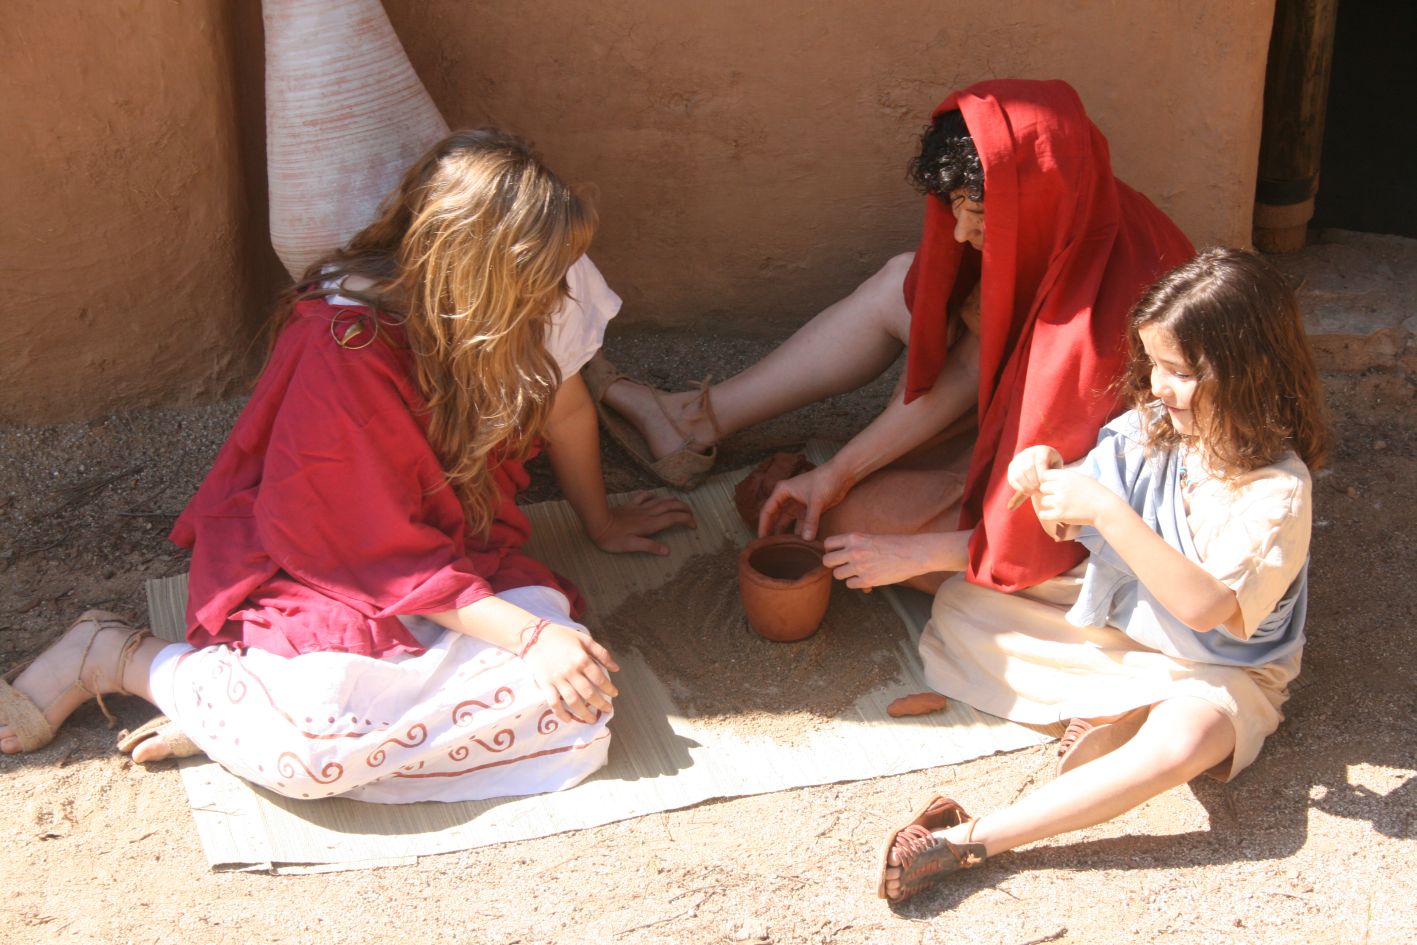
[0, 617, 167, 754]
[602, 253, 917, 457]
[881, 697, 1236, 899]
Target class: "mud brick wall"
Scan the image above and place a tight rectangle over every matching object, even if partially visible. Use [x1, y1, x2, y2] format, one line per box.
[1, 0, 1275, 423]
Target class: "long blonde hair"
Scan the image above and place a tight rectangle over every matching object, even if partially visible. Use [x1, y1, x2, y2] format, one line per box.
[279, 129, 597, 535]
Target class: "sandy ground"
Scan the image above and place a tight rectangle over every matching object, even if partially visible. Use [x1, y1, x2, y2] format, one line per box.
[3, 254, 1416, 944]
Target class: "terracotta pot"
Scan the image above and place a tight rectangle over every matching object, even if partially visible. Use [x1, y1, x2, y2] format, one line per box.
[738, 535, 832, 642]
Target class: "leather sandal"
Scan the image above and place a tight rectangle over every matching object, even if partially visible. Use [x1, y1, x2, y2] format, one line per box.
[877, 795, 987, 903]
[1055, 705, 1150, 777]
[0, 611, 149, 753]
[117, 714, 204, 762]
[582, 355, 719, 490]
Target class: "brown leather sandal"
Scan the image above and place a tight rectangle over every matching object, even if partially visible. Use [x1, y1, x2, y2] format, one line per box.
[0, 611, 149, 753]
[877, 795, 987, 903]
[1055, 705, 1150, 777]
[582, 355, 719, 490]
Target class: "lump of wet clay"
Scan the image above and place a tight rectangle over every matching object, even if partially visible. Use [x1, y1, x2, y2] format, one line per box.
[887, 692, 949, 718]
[734, 452, 815, 529]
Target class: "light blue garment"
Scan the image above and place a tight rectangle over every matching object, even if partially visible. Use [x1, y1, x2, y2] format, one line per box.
[1065, 410, 1307, 667]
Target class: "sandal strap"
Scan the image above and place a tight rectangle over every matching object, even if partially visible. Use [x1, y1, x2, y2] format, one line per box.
[891, 820, 987, 876]
[691, 376, 722, 448]
[112, 625, 152, 695]
[957, 816, 987, 866]
[648, 377, 719, 458]
[894, 800, 986, 869]
[73, 611, 146, 728]
[587, 353, 719, 455]
[583, 355, 716, 490]
[1057, 717, 1096, 757]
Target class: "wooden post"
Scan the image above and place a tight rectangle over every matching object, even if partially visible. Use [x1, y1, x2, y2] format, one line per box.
[1254, 0, 1340, 253]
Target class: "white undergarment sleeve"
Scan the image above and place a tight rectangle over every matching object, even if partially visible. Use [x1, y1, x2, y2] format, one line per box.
[545, 255, 621, 379]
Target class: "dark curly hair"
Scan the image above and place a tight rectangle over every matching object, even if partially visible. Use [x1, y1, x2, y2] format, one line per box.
[907, 110, 983, 202]
[1121, 248, 1329, 473]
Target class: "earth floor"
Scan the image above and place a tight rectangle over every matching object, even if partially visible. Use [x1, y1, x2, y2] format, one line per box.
[2, 298, 1415, 944]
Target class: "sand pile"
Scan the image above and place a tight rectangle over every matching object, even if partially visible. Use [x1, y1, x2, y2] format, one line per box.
[601, 543, 906, 741]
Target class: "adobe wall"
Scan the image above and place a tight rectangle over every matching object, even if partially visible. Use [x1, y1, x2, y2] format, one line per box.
[1, 0, 1274, 424]
[1, 1, 275, 426]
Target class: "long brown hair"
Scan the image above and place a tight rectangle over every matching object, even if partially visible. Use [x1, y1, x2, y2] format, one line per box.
[274, 129, 597, 534]
[1120, 248, 1328, 473]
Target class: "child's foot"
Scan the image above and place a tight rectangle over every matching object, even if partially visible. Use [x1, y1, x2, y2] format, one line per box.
[601, 377, 718, 461]
[880, 818, 984, 901]
[877, 797, 988, 904]
[0, 612, 150, 753]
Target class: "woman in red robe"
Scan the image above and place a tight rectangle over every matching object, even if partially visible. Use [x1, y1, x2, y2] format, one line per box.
[0, 129, 691, 803]
[595, 79, 1194, 597]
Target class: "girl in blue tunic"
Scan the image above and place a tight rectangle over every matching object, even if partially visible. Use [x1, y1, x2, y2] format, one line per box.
[870, 248, 1328, 903]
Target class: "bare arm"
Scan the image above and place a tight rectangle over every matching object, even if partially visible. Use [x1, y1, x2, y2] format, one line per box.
[828, 328, 980, 487]
[759, 329, 980, 539]
[822, 528, 972, 590]
[544, 373, 695, 555]
[425, 595, 618, 723]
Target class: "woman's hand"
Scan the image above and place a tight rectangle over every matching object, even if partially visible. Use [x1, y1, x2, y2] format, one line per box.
[1034, 468, 1123, 534]
[822, 532, 932, 590]
[520, 622, 621, 724]
[587, 491, 696, 556]
[1006, 444, 1064, 507]
[757, 463, 854, 540]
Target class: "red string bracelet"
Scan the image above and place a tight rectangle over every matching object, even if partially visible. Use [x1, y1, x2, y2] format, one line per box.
[518, 618, 550, 658]
[588, 517, 615, 545]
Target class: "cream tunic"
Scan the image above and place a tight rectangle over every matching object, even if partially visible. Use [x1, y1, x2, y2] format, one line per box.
[920, 450, 1312, 780]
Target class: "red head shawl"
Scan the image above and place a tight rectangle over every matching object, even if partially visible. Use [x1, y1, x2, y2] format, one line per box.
[902, 79, 1194, 592]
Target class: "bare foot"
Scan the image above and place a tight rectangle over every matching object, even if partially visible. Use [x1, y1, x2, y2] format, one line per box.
[117, 715, 201, 764]
[130, 733, 175, 764]
[0, 613, 153, 754]
[601, 378, 717, 460]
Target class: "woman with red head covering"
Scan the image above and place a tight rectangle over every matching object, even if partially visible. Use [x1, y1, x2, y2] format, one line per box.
[893, 80, 1197, 590]
[595, 79, 1193, 596]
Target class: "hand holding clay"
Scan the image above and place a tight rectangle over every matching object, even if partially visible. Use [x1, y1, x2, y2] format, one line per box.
[1034, 468, 1119, 539]
[821, 531, 933, 590]
[589, 491, 696, 556]
[1006, 444, 1064, 509]
[734, 452, 815, 530]
[757, 464, 852, 541]
[521, 623, 620, 724]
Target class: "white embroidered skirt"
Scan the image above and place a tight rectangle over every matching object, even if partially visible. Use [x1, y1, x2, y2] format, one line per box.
[148, 586, 611, 803]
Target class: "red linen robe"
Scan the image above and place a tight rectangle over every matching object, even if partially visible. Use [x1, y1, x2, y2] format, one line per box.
[902, 79, 1195, 592]
[170, 299, 582, 658]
